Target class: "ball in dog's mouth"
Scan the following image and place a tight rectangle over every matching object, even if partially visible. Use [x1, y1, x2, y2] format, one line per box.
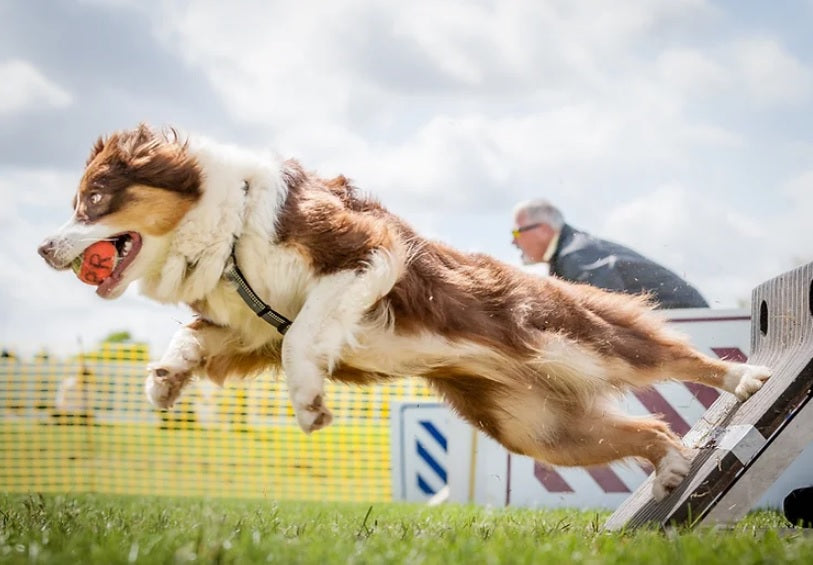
[72, 232, 143, 297]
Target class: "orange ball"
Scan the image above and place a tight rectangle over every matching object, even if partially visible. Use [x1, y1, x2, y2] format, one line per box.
[72, 240, 118, 285]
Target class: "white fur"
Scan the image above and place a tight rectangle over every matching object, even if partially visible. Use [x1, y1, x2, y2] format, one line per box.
[281, 245, 407, 432]
[140, 139, 292, 304]
[652, 448, 692, 502]
[723, 363, 772, 401]
[144, 325, 204, 409]
[46, 214, 119, 262]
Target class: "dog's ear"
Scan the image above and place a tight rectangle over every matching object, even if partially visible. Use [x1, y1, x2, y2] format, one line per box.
[281, 159, 307, 191]
[86, 136, 108, 166]
[117, 124, 201, 196]
[118, 123, 162, 164]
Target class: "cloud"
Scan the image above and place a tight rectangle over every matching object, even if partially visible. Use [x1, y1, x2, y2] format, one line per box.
[776, 170, 813, 263]
[0, 59, 72, 114]
[1, 0, 813, 358]
[653, 37, 813, 108]
[730, 38, 813, 105]
[601, 182, 810, 307]
[135, 0, 750, 219]
[152, 0, 718, 122]
[0, 0, 233, 169]
[656, 48, 731, 97]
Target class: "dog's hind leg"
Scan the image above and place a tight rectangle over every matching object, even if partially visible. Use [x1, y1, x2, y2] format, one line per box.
[584, 314, 772, 403]
[434, 372, 691, 501]
[664, 351, 771, 402]
[612, 340, 771, 403]
[283, 246, 404, 433]
[550, 411, 690, 502]
[496, 400, 691, 502]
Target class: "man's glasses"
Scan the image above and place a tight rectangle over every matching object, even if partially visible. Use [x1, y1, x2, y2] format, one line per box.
[512, 223, 544, 239]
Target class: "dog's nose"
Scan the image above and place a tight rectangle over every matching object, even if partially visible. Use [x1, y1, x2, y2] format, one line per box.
[38, 238, 56, 262]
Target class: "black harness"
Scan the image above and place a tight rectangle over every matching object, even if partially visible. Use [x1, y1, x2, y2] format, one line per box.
[221, 179, 293, 336]
[223, 249, 292, 336]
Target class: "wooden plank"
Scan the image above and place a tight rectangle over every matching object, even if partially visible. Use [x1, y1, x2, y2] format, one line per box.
[604, 261, 813, 530]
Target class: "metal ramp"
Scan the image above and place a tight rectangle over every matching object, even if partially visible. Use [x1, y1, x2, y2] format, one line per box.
[605, 261, 813, 530]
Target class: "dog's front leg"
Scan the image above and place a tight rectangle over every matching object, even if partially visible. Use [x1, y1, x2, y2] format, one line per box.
[283, 249, 403, 433]
[145, 319, 227, 409]
[281, 284, 343, 434]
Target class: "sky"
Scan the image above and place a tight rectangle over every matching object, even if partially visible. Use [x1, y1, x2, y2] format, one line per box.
[1, 0, 812, 358]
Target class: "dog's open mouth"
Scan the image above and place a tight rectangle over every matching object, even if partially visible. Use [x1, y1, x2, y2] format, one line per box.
[77, 232, 143, 297]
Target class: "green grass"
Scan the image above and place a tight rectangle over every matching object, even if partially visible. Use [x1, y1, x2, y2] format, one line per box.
[1, 494, 811, 564]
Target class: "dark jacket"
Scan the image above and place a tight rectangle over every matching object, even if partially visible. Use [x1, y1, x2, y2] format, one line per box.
[549, 224, 709, 309]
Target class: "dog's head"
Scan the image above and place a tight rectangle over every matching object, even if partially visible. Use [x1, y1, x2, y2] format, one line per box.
[38, 124, 202, 299]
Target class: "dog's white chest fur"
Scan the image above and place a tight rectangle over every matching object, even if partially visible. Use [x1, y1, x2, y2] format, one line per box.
[203, 245, 315, 351]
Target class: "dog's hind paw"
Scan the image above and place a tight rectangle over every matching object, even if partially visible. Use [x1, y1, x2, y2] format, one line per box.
[725, 364, 772, 402]
[652, 448, 691, 502]
[145, 364, 192, 409]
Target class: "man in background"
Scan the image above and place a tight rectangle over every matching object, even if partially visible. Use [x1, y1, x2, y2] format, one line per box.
[511, 199, 709, 309]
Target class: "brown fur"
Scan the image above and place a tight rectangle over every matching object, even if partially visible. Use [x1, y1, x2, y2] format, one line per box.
[205, 350, 281, 386]
[275, 161, 394, 274]
[182, 318, 282, 386]
[74, 124, 201, 222]
[274, 169, 697, 371]
[102, 185, 197, 237]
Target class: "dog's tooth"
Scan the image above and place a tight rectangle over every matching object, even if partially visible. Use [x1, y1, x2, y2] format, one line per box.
[122, 239, 132, 256]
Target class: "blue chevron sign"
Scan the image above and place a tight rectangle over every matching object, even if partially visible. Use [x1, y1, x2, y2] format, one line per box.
[391, 403, 451, 501]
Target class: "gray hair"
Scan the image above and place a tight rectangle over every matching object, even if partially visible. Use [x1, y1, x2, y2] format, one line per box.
[513, 199, 564, 230]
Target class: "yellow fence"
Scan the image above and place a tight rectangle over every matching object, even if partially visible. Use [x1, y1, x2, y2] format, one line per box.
[0, 346, 438, 502]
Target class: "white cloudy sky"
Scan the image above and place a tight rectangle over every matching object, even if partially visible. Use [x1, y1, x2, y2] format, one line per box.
[1, 0, 812, 358]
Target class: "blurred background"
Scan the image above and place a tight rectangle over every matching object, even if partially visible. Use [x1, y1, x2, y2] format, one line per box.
[1, 0, 812, 358]
[1, 0, 812, 505]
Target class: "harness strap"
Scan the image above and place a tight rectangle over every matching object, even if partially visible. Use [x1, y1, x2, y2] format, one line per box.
[223, 250, 292, 336]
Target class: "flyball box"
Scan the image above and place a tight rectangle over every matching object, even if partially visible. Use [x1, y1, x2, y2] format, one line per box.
[605, 261, 813, 530]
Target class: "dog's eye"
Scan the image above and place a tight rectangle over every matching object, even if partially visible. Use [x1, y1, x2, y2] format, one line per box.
[89, 192, 103, 205]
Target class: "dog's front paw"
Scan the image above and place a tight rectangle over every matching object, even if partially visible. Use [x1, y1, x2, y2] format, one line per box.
[725, 364, 772, 402]
[652, 448, 691, 502]
[145, 364, 192, 409]
[293, 393, 333, 434]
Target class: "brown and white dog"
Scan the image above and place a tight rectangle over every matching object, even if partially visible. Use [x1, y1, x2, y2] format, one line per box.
[38, 124, 771, 501]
